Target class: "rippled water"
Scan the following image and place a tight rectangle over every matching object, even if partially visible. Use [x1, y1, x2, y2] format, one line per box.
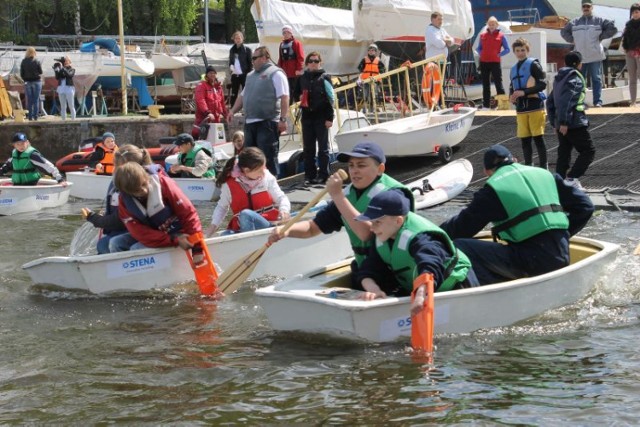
[1, 198, 640, 424]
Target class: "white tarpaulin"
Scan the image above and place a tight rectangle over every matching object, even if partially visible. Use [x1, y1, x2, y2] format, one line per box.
[352, 0, 475, 43]
[251, 0, 369, 76]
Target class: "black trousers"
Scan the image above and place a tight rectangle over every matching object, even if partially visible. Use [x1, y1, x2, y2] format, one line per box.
[230, 74, 247, 108]
[555, 126, 596, 179]
[479, 61, 505, 108]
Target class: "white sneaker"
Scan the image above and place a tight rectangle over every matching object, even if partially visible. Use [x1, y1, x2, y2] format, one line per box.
[564, 178, 584, 190]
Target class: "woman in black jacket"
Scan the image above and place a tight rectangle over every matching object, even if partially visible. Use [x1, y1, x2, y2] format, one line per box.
[54, 56, 76, 120]
[622, 3, 640, 105]
[228, 31, 253, 108]
[292, 52, 335, 185]
[19, 47, 43, 121]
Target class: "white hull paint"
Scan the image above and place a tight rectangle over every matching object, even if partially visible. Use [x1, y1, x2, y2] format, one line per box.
[334, 107, 476, 158]
[256, 235, 620, 342]
[0, 179, 72, 216]
[22, 227, 352, 295]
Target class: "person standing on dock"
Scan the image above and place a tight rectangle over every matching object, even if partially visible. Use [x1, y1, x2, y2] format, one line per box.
[622, 3, 640, 106]
[277, 24, 304, 102]
[476, 17, 510, 109]
[228, 31, 253, 108]
[357, 44, 386, 115]
[424, 11, 454, 62]
[226, 46, 289, 177]
[19, 47, 43, 121]
[53, 56, 76, 120]
[561, 0, 617, 108]
[547, 51, 596, 190]
[509, 38, 548, 169]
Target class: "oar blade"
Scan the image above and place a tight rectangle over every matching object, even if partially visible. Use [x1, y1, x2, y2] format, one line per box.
[217, 244, 269, 294]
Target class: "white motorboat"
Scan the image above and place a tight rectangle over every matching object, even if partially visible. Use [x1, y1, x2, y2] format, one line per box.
[334, 106, 476, 160]
[65, 171, 218, 202]
[22, 225, 352, 295]
[255, 235, 620, 343]
[0, 179, 72, 216]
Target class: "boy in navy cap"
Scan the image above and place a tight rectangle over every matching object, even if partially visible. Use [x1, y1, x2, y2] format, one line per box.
[268, 141, 414, 282]
[440, 144, 594, 285]
[0, 132, 66, 186]
[169, 133, 215, 178]
[547, 50, 596, 190]
[354, 190, 478, 310]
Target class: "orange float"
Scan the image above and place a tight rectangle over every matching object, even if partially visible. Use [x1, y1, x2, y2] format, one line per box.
[421, 62, 442, 108]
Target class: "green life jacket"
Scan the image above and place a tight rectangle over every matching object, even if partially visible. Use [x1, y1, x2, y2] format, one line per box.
[575, 70, 587, 112]
[177, 145, 215, 178]
[487, 163, 569, 242]
[11, 146, 41, 185]
[375, 212, 471, 292]
[343, 174, 415, 266]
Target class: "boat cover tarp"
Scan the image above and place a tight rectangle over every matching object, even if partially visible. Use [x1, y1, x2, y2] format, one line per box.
[80, 38, 121, 56]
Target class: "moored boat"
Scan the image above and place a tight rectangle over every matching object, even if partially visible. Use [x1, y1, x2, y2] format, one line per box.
[255, 235, 619, 342]
[407, 158, 472, 210]
[22, 225, 352, 295]
[334, 106, 476, 159]
[0, 179, 72, 216]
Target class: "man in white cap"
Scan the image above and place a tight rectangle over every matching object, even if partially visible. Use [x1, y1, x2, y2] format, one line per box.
[277, 24, 304, 98]
[560, 0, 617, 107]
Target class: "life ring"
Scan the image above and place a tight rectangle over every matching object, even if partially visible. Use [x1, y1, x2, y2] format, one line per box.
[421, 62, 442, 108]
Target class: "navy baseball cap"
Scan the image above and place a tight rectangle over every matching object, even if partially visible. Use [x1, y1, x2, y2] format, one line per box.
[174, 133, 194, 146]
[337, 142, 386, 164]
[483, 144, 513, 170]
[355, 190, 410, 221]
[12, 132, 28, 143]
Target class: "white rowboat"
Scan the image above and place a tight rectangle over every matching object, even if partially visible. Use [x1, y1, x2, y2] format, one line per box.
[255, 235, 619, 343]
[0, 179, 72, 216]
[334, 107, 476, 160]
[408, 158, 472, 210]
[22, 226, 351, 295]
[65, 171, 218, 202]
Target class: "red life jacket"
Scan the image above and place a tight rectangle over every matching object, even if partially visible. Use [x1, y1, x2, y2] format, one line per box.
[479, 30, 504, 63]
[226, 177, 280, 231]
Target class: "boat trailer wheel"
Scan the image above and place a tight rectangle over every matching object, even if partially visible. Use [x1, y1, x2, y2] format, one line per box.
[438, 144, 453, 163]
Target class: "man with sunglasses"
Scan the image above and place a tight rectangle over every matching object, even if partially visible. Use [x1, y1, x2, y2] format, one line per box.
[227, 46, 289, 177]
[561, 0, 617, 107]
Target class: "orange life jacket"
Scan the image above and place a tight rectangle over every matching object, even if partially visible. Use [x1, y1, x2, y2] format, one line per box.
[360, 57, 380, 80]
[94, 142, 118, 175]
[226, 177, 280, 231]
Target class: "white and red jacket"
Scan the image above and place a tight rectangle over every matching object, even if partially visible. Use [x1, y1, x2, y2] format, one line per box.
[194, 78, 227, 126]
[211, 168, 291, 231]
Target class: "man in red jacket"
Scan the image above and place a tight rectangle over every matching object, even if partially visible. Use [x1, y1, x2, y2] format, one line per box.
[193, 65, 227, 139]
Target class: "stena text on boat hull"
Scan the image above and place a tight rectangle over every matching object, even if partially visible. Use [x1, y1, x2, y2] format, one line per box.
[22, 225, 352, 295]
[0, 179, 72, 216]
[334, 107, 476, 159]
[255, 235, 619, 343]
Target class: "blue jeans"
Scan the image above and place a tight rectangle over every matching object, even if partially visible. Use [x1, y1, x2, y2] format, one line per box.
[108, 232, 138, 253]
[97, 230, 129, 254]
[581, 61, 603, 106]
[244, 120, 280, 177]
[238, 209, 272, 232]
[25, 81, 42, 120]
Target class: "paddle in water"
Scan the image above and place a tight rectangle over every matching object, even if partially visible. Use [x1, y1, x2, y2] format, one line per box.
[186, 232, 221, 297]
[411, 273, 435, 360]
[217, 169, 349, 294]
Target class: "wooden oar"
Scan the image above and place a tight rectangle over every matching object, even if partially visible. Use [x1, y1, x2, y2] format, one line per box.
[217, 169, 348, 294]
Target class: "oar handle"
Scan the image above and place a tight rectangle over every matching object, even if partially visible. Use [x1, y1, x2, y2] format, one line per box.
[279, 169, 348, 235]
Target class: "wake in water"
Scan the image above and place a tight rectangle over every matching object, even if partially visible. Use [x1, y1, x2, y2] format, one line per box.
[69, 221, 99, 256]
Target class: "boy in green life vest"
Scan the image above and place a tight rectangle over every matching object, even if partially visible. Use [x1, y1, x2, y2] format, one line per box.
[168, 133, 216, 179]
[0, 132, 66, 186]
[353, 190, 478, 310]
[267, 142, 414, 285]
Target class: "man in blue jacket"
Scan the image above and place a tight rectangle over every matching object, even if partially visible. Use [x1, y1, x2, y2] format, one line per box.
[440, 144, 594, 286]
[560, 0, 617, 107]
[547, 51, 596, 190]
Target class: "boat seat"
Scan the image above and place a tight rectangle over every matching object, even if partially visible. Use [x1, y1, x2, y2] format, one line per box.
[148, 105, 165, 118]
